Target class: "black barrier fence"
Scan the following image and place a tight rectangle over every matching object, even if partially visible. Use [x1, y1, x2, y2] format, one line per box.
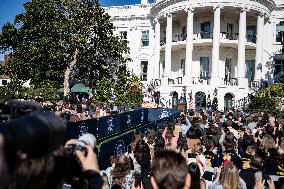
[66, 108, 149, 142]
[65, 108, 180, 169]
[66, 108, 179, 143]
[96, 109, 180, 170]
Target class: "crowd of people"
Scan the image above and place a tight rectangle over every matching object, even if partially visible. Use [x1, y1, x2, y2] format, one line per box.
[100, 110, 283, 189]
[0, 100, 283, 189]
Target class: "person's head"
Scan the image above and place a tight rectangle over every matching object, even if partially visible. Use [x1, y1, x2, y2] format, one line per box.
[246, 145, 257, 155]
[112, 155, 131, 186]
[146, 128, 156, 145]
[223, 132, 236, 152]
[249, 154, 263, 169]
[219, 164, 241, 189]
[180, 117, 187, 125]
[204, 136, 215, 151]
[176, 134, 188, 152]
[253, 116, 259, 123]
[186, 127, 202, 139]
[8, 146, 67, 189]
[165, 127, 174, 143]
[187, 163, 201, 189]
[134, 139, 151, 172]
[151, 150, 191, 189]
[265, 125, 274, 136]
[260, 134, 275, 152]
[193, 143, 203, 155]
[154, 135, 165, 157]
[214, 116, 221, 124]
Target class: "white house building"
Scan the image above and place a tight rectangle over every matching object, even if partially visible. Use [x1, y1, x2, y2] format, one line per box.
[104, 0, 284, 110]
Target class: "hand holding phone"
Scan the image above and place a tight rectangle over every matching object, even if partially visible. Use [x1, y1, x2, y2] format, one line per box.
[254, 171, 262, 182]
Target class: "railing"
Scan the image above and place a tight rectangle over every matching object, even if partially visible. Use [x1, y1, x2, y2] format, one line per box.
[154, 79, 161, 86]
[191, 77, 210, 85]
[222, 78, 238, 86]
[168, 77, 183, 85]
[140, 73, 147, 81]
[172, 34, 187, 42]
[249, 80, 268, 91]
[220, 32, 239, 40]
[247, 35, 256, 43]
[160, 38, 166, 46]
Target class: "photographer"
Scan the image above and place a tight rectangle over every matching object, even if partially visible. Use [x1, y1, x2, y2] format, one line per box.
[0, 101, 103, 189]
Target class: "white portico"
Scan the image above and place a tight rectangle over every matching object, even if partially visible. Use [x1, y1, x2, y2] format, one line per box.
[105, 0, 284, 110]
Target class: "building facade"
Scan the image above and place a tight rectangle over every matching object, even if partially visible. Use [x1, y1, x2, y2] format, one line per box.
[105, 0, 284, 110]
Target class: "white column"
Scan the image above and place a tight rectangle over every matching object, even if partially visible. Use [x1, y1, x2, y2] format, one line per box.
[154, 19, 161, 79]
[255, 13, 264, 81]
[186, 8, 194, 81]
[211, 5, 221, 84]
[237, 8, 247, 86]
[165, 13, 172, 78]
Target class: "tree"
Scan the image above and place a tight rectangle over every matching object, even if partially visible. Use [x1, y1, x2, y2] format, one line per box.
[212, 97, 218, 111]
[247, 84, 284, 114]
[93, 76, 112, 103]
[0, 0, 129, 97]
[93, 72, 143, 106]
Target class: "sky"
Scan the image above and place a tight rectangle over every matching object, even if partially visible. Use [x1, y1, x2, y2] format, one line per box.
[0, 0, 154, 60]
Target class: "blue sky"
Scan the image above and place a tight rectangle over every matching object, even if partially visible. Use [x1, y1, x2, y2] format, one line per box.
[0, 0, 154, 60]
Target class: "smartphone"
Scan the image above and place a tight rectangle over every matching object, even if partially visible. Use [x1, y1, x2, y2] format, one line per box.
[254, 171, 262, 182]
[127, 145, 132, 154]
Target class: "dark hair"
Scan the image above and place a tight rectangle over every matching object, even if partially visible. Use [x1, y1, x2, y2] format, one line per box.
[112, 155, 131, 186]
[204, 136, 215, 151]
[151, 150, 188, 189]
[177, 133, 188, 152]
[111, 184, 123, 189]
[240, 134, 254, 153]
[223, 132, 236, 152]
[206, 125, 217, 136]
[146, 128, 156, 145]
[134, 139, 151, 174]
[250, 154, 263, 169]
[265, 125, 274, 136]
[165, 127, 175, 144]
[8, 146, 67, 189]
[186, 127, 203, 139]
[188, 163, 201, 189]
[133, 172, 142, 188]
[253, 116, 259, 123]
[180, 117, 187, 125]
[154, 135, 165, 157]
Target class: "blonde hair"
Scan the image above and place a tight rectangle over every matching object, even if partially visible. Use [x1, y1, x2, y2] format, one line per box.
[260, 134, 275, 152]
[193, 143, 203, 155]
[220, 164, 241, 189]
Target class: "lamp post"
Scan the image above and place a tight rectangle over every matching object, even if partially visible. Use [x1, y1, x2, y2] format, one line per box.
[207, 93, 211, 109]
[182, 86, 187, 111]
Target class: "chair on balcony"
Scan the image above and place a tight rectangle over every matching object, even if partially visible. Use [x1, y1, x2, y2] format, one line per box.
[176, 77, 182, 84]
[168, 78, 175, 85]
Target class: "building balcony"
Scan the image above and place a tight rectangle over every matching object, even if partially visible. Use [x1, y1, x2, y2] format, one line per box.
[160, 32, 256, 50]
[152, 76, 243, 87]
[221, 78, 238, 86]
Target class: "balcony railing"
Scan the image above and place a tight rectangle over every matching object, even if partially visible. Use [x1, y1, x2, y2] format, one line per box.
[222, 78, 238, 86]
[191, 77, 210, 85]
[247, 35, 256, 43]
[172, 34, 187, 42]
[168, 77, 183, 85]
[140, 73, 147, 81]
[220, 32, 239, 40]
[154, 79, 161, 86]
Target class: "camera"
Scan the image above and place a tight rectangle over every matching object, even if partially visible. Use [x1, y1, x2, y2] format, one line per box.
[65, 134, 96, 157]
[64, 134, 97, 188]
